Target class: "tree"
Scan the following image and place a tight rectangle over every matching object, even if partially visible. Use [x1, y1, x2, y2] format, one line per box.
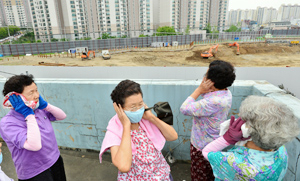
[84, 37, 91, 40]
[139, 34, 146, 37]
[0, 28, 7, 39]
[121, 35, 127, 38]
[185, 25, 190, 35]
[225, 25, 241, 32]
[156, 26, 176, 36]
[37, 40, 42, 43]
[203, 23, 212, 33]
[51, 38, 59, 42]
[101, 33, 110, 39]
[60, 38, 68, 41]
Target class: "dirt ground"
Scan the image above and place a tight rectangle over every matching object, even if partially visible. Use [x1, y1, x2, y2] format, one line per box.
[1, 43, 300, 67]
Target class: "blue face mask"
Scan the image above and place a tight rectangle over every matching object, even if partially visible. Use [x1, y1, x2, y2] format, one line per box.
[0, 153, 2, 164]
[124, 107, 145, 123]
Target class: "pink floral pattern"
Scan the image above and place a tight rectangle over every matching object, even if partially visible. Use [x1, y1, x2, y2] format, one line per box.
[118, 126, 170, 181]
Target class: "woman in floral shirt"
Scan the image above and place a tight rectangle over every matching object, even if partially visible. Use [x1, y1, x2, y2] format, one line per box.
[180, 60, 236, 180]
[100, 80, 178, 181]
[202, 96, 300, 180]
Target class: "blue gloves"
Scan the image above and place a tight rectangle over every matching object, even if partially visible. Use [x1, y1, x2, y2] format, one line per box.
[38, 95, 48, 110]
[9, 95, 34, 118]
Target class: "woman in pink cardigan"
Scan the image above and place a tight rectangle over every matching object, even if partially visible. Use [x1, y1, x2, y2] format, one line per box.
[100, 79, 178, 181]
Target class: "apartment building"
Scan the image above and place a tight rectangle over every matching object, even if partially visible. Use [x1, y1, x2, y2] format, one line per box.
[209, 0, 228, 31]
[128, 0, 154, 37]
[0, 0, 31, 27]
[29, 0, 63, 42]
[277, 4, 300, 21]
[154, 0, 228, 32]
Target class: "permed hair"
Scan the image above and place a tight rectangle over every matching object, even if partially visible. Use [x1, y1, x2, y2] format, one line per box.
[239, 95, 300, 150]
[2, 74, 35, 96]
[110, 80, 143, 107]
[206, 60, 236, 89]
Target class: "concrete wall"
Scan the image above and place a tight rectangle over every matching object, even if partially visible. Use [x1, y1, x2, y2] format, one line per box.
[0, 79, 299, 180]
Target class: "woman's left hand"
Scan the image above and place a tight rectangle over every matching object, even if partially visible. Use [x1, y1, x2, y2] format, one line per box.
[143, 103, 155, 121]
[38, 95, 48, 110]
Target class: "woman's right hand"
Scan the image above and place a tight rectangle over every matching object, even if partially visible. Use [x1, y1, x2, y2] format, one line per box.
[9, 94, 34, 118]
[198, 77, 214, 94]
[113, 102, 131, 128]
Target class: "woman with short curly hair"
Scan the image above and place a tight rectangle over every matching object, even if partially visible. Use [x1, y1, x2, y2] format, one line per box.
[100, 80, 178, 181]
[202, 95, 300, 180]
[180, 60, 236, 180]
[0, 74, 67, 181]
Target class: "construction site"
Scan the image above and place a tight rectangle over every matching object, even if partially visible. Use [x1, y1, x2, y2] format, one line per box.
[0, 40, 300, 67]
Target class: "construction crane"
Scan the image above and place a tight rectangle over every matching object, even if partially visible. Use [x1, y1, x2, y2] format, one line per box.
[201, 44, 219, 59]
[228, 42, 240, 55]
[81, 51, 95, 61]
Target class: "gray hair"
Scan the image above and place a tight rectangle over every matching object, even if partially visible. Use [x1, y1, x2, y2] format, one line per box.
[239, 95, 300, 150]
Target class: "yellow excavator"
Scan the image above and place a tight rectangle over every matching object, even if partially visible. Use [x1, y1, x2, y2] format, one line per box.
[81, 51, 95, 61]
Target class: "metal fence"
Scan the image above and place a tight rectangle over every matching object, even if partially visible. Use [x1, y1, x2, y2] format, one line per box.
[1, 29, 300, 56]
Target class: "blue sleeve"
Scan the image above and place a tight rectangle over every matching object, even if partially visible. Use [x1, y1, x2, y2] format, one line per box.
[207, 151, 237, 180]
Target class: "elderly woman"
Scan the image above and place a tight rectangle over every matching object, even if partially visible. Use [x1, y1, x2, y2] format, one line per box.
[99, 80, 178, 180]
[202, 95, 300, 180]
[0, 74, 67, 181]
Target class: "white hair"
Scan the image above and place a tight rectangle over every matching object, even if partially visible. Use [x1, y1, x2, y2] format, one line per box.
[239, 95, 300, 150]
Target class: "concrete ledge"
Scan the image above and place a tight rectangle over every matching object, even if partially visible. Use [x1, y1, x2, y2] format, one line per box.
[0, 78, 299, 180]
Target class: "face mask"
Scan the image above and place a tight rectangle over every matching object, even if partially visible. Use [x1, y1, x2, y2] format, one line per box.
[0, 153, 2, 164]
[33, 101, 40, 111]
[3, 92, 38, 110]
[124, 107, 145, 124]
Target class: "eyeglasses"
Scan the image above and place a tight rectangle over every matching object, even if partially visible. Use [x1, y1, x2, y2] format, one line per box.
[124, 103, 144, 112]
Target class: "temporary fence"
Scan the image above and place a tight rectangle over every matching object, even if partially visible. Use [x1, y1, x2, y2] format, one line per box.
[1, 29, 300, 56]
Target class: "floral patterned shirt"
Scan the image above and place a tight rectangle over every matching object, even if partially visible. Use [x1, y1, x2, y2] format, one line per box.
[207, 146, 288, 181]
[118, 126, 171, 181]
[180, 90, 232, 150]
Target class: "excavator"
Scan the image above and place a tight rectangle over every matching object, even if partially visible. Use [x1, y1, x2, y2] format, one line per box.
[201, 44, 219, 59]
[228, 42, 240, 55]
[81, 50, 95, 61]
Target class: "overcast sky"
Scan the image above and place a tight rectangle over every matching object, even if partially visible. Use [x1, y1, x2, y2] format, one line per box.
[228, 0, 300, 10]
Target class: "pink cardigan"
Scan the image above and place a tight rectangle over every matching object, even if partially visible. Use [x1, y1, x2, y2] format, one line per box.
[99, 114, 166, 162]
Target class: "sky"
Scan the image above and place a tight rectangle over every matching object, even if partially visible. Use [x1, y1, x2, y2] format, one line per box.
[228, 0, 300, 10]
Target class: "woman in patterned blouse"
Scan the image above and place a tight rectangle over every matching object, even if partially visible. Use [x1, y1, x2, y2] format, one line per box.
[180, 60, 236, 181]
[100, 80, 178, 181]
[202, 95, 300, 180]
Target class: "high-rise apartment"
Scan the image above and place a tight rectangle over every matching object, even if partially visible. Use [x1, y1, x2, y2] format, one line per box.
[277, 4, 300, 21]
[154, 0, 228, 32]
[209, 0, 228, 31]
[29, 0, 62, 42]
[0, 0, 31, 27]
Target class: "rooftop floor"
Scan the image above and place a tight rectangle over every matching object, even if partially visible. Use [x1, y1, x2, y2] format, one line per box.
[1, 142, 191, 181]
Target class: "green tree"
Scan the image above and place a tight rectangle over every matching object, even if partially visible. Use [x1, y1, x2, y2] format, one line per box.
[84, 37, 91, 40]
[139, 34, 146, 37]
[60, 38, 68, 41]
[51, 38, 59, 42]
[0, 28, 7, 39]
[185, 25, 190, 35]
[225, 25, 241, 32]
[203, 23, 212, 33]
[101, 33, 110, 39]
[37, 40, 42, 43]
[121, 35, 127, 38]
[156, 26, 176, 36]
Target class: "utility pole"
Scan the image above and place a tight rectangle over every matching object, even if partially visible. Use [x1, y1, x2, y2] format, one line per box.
[7, 26, 11, 44]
